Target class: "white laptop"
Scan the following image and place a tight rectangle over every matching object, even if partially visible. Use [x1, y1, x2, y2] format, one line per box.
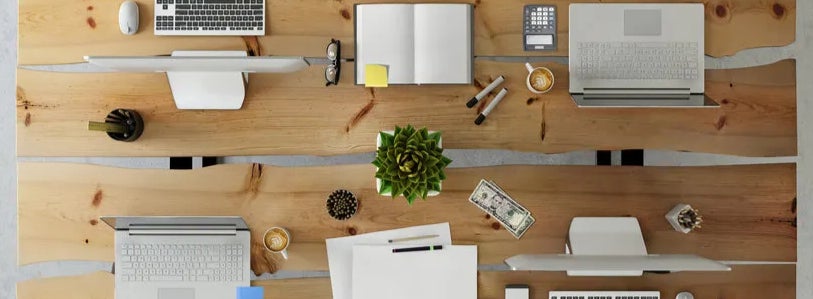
[569, 4, 715, 107]
[102, 216, 251, 299]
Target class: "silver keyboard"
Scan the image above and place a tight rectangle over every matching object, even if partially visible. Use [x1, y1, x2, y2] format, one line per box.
[575, 42, 699, 80]
[549, 291, 660, 299]
[154, 0, 265, 36]
[117, 243, 245, 282]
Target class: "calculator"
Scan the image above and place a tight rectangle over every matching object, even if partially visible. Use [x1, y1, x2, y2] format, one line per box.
[523, 5, 557, 51]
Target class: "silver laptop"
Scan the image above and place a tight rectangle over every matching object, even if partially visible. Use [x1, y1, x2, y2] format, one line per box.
[101, 216, 251, 299]
[569, 4, 715, 107]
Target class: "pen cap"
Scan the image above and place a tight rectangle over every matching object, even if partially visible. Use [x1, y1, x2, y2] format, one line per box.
[466, 97, 479, 108]
[474, 114, 486, 125]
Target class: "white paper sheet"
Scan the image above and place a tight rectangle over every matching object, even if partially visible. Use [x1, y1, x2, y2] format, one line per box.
[355, 4, 416, 84]
[326, 223, 452, 299]
[413, 4, 472, 84]
[352, 245, 477, 299]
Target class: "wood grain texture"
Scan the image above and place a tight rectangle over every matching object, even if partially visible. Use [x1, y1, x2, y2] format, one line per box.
[18, 163, 796, 274]
[15, 60, 796, 157]
[17, 265, 796, 299]
[18, 0, 795, 65]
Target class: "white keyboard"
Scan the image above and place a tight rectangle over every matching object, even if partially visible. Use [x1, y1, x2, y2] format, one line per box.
[154, 0, 265, 36]
[117, 243, 245, 282]
[575, 41, 699, 80]
[549, 291, 660, 299]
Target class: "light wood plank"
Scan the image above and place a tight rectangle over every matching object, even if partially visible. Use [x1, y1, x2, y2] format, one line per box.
[18, 0, 795, 65]
[16, 60, 796, 157]
[18, 163, 796, 274]
[17, 265, 796, 299]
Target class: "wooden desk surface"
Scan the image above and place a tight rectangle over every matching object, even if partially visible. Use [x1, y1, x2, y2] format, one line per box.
[17, 265, 796, 299]
[18, 0, 796, 65]
[15, 0, 800, 296]
[19, 163, 796, 274]
[16, 60, 796, 157]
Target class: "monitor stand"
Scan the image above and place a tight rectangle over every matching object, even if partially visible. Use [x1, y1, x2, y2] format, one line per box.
[564, 217, 648, 276]
[166, 50, 249, 110]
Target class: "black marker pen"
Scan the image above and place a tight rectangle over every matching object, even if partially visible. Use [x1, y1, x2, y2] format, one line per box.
[392, 245, 444, 253]
[475, 88, 508, 125]
[467, 76, 505, 108]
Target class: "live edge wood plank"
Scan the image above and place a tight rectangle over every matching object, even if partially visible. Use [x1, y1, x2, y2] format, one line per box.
[17, 265, 796, 299]
[16, 60, 796, 157]
[18, 0, 795, 65]
[18, 163, 796, 275]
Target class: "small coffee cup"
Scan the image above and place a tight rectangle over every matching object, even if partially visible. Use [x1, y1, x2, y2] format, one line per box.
[525, 62, 555, 94]
[263, 226, 291, 259]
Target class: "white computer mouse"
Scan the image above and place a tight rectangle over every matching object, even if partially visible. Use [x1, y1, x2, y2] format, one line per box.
[118, 0, 139, 35]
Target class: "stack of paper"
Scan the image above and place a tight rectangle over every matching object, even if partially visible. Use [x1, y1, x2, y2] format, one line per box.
[325, 223, 453, 299]
[352, 245, 477, 299]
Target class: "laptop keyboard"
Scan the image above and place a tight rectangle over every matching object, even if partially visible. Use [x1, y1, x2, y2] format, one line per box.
[575, 42, 699, 80]
[117, 243, 245, 282]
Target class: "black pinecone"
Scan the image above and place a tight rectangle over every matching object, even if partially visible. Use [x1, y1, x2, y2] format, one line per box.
[327, 189, 358, 220]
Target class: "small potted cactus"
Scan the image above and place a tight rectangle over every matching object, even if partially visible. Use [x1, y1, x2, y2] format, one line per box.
[372, 125, 453, 204]
[326, 189, 358, 220]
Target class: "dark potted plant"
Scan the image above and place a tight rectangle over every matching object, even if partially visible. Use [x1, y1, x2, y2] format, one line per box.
[372, 125, 453, 204]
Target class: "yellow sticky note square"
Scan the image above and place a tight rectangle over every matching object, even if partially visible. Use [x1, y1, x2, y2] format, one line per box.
[365, 64, 388, 87]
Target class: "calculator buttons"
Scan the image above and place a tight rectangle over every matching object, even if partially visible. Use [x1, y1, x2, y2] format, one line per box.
[525, 5, 556, 50]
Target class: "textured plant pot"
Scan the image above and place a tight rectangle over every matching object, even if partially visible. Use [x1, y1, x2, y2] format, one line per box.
[375, 130, 442, 197]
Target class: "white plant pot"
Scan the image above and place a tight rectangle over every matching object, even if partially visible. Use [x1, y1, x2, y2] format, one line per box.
[375, 130, 441, 197]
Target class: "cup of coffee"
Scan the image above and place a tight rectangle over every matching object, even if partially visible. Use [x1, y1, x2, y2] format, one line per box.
[263, 227, 291, 259]
[524, 62, 554, 94]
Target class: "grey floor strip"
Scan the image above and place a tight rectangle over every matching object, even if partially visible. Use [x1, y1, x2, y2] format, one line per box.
[644, 151, 797, 167]
[703, 44, 798, 69]
[224, 150, 597, 168]
[16, 261, 113, 281]
[253, 270, 331, 280]
[17, 157, 169, 169]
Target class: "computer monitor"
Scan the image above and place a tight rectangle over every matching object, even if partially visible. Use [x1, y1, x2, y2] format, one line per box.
[84, 54, 309, 73]
[84, 51, 310, 110]
[504, 217, 732, 276]
[505, 254, 731, 275]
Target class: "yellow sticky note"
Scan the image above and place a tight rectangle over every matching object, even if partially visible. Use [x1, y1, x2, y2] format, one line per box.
[365, 64, 388, 87]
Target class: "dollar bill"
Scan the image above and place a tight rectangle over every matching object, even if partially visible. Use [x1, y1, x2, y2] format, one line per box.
[486, 180, 529, 218]
[488, 180, 505, 193]
[512, 214, 535, 239]
[468, 179, 531, 235]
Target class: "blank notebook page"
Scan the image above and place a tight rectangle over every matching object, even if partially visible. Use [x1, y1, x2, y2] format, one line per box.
[414, 4, 472, 84]
[355, 4, 416, 84]
[352, 245, 477, 299]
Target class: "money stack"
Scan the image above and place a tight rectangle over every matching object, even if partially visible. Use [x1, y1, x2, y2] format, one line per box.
[468, 179, 536, 239]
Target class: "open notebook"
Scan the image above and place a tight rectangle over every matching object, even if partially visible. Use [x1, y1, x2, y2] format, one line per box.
[355, 4, 474, 85]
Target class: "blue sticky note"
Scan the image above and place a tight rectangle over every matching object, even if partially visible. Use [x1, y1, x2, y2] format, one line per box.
[237, 286, 264, 299]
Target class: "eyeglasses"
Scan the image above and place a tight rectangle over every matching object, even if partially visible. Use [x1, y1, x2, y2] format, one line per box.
[325, 39, 341, 86]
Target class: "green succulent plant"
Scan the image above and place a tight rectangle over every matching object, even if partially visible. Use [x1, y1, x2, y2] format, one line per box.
[372, 125, 453, 204]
